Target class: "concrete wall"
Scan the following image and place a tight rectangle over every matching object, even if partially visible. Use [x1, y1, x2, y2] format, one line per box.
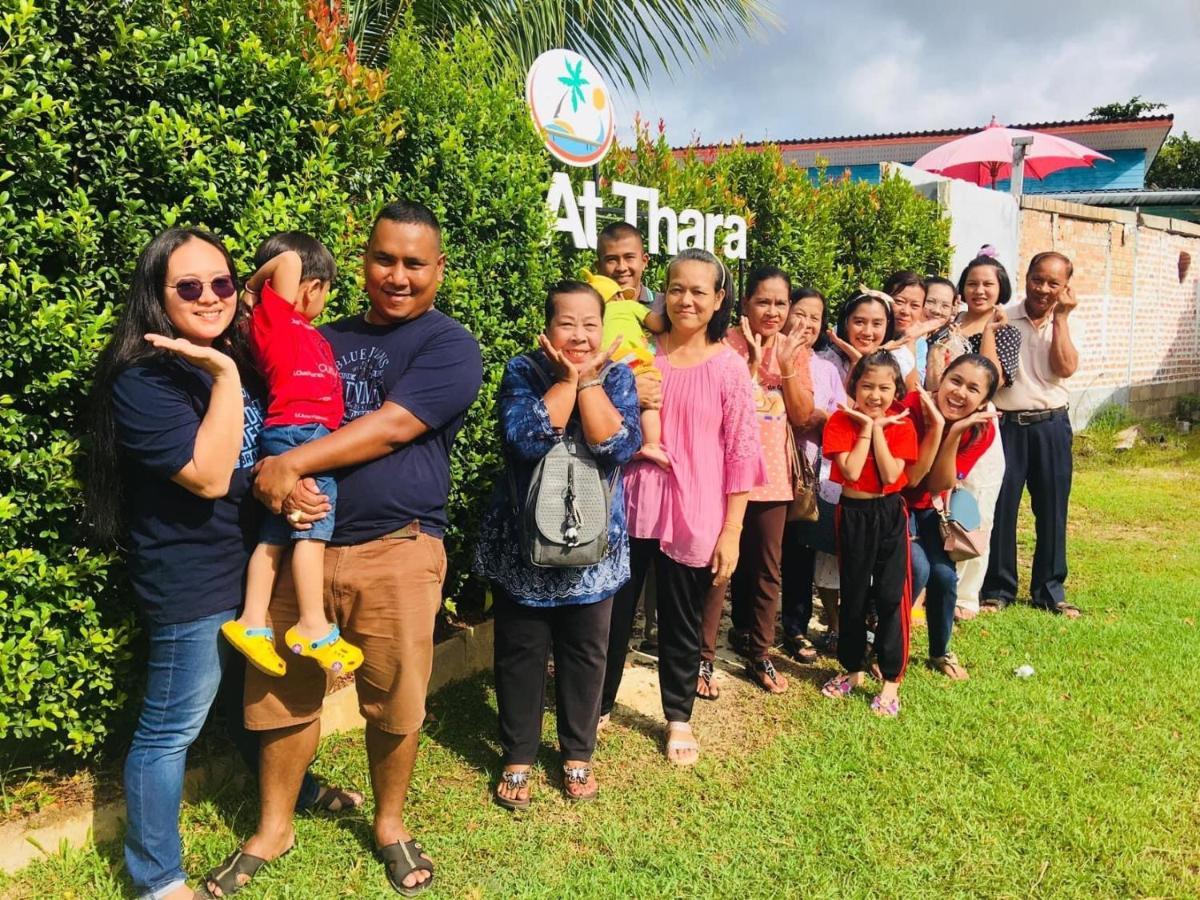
[1016, 196, 1200, 424]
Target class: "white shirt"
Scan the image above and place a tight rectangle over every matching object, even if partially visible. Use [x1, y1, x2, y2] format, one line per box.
[995, 300, 1070, 411]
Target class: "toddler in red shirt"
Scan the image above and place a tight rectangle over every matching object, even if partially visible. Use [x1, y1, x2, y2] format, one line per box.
[821, 350, 920, 717]
[220, 233, 363, 677]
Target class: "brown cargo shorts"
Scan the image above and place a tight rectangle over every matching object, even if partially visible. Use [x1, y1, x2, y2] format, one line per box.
[244, 521, 446, 735]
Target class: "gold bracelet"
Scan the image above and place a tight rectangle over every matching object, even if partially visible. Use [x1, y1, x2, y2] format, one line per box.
[577, 378, 604, 392]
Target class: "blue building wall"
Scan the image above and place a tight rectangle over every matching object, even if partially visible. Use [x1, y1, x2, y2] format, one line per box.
[806, 148, 1146, 192]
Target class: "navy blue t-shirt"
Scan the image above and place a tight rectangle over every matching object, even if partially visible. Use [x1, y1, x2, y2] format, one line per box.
[112, 359, 265, 625]
[321, 308, 483, 545]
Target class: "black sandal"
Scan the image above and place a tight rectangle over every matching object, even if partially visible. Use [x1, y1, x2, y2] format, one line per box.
[696, 659, 719, 700]
[1034, 600, 1082, 618]
[377, 838, 435, 897]
[197, 845, 292, 898]
[785, 633, 819, 663]
[979, 596, 1010, 613]
[746, 658, 787, 694]
[493, 769, 531, 811]
[309, 783, 364, 815]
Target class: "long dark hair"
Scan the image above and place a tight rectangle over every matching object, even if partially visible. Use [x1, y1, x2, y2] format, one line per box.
[664, 248, 734, 343]
[85, 227, 251, 543]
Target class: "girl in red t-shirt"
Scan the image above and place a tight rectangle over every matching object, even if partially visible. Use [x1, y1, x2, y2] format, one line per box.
[904, 354, 999, 681]
[820, 350, 924, 716]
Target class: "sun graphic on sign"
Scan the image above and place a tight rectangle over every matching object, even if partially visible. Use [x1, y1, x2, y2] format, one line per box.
[525, 49, 615, 167]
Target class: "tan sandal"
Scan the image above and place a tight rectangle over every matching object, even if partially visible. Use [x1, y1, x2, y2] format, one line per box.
[928, 652, 970, 681]
[665, 722, 699, 767]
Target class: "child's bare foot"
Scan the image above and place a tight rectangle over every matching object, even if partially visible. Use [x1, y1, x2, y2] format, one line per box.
[635, 443, 671, 470]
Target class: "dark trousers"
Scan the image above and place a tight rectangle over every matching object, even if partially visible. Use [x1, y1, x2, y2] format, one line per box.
[909, 508, 958, 659]
[780, 520, 817, 639]
[705, 500, 788, 661]
[493, 590, 613, 764]
[983, 411, 1072, 607]
[602, 538, 713, 723]
[837, 494, 911, 682]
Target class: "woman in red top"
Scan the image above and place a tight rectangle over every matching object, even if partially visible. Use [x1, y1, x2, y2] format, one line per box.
[820, 350, 927, 717]
[903, 354, 999, 680]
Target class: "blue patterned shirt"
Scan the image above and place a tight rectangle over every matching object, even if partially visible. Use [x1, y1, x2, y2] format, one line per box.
[473, 352, 642, 607]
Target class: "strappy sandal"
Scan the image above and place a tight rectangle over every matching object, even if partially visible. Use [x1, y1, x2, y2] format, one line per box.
[785, 634, 819, 663]
[870, 694, 901, 718]
[492, 769, 531, 812]
[979, 597, 1010, 614]
[1033, 600, 1082, 619]
[821, 674, 856, 699]
[562, 764, 598, 802]
[376, 838, 435, 897]
[928, 652, 970, 681]
[696, 659, 720, 700]
[746, 657, 788, 694]
[664, 722, 700, 767]
[197, 844, 293, 898]
[308, 783, 364, 815]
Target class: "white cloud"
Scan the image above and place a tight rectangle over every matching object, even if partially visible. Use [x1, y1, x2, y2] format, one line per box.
[610, 0, 1199, 147]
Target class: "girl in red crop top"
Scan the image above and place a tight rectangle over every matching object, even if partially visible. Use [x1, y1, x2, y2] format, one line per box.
[820, 350, 938, 717]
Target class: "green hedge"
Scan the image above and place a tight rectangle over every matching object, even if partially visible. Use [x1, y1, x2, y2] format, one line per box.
[0, 0, 554, 762]
[1, 1, 949, 764]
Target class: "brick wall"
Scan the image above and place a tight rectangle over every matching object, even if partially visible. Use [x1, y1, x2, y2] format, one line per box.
[1016, 197, 1200, 424]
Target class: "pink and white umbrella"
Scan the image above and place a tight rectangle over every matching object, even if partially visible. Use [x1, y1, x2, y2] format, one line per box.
[914, 117, 1112, 187]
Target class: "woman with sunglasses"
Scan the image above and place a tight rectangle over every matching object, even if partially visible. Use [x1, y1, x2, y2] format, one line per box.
[86, 228, 339, 900]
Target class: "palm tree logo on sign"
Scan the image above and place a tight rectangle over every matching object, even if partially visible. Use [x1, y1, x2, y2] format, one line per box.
[525, 49, 615, 167]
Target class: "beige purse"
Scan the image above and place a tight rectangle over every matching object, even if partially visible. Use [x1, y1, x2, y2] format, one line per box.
[787, 431, 819, 523]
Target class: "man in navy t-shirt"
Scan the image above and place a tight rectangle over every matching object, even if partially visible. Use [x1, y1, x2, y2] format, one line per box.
[216, 201, 481, 896]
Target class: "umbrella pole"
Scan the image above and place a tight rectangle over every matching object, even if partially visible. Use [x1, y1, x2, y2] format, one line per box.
[1010, 136, 1033, 197]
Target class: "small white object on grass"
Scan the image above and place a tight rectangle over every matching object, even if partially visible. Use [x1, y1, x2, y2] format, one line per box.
[1014, 664, 1035, 678]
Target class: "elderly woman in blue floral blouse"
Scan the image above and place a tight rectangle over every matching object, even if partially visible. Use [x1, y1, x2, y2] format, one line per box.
[475, 279, 641, 810]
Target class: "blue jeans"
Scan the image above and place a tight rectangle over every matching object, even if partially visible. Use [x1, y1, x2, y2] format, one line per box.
[124, 609, 321, 898]
[909, 508, 958, 659]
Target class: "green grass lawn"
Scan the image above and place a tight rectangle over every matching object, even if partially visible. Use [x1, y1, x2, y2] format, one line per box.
[5, 429, 1200, 898]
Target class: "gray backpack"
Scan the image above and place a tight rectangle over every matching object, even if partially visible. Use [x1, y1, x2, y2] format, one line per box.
[507, 355, 618, 568]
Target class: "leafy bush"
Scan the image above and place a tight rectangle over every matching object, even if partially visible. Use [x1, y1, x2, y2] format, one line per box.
[602, 123, 951, 310]
[0, 0, 552, 762]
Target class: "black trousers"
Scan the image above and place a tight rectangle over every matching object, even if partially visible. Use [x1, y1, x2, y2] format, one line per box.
[780, 520, 817, 639]
[983, 411, 1072, 608]
[836, 494, 911, 682]
[493, 589, 613, 765]
[602, 537, 713, 723]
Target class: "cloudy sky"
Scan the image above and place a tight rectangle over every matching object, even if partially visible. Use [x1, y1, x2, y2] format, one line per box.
[610, 0, 1199, 147]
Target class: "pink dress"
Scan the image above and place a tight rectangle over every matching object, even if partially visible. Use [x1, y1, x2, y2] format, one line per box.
[625, 344, 766, 568]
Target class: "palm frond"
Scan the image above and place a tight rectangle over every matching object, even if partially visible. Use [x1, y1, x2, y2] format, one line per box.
[347, 0, 778, 90]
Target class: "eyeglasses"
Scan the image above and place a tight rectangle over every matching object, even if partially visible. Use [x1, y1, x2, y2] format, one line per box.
[168, 276, 237, 302]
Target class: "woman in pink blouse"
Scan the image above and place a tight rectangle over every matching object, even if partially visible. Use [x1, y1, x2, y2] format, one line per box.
[600, 248, 765, 766]
[699, 266, 813, 696]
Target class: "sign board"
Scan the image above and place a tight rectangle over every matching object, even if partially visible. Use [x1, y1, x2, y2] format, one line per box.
[527, 49, 748, 261]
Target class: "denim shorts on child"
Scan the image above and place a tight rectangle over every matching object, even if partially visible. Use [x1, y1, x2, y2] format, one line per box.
[258, 423, 337, 544]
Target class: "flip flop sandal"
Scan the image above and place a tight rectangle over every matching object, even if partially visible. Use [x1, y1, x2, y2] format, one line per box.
[309, 783, 364, 815]
[746, 658, 787, 694]
[197, 844, 293, 898]
[492, 769, 531, 812]
[696, 659, 720, 700]
[377, 838, 435, 897]
[285, 624, 364, 675]
[220, 621, 287, 677]
[1035, 600, 1082, 618]
[664, 724, 700, 767]
[821, 674, 855, 699]
[928, 653, 970, 681]
[870, 694, 901, 718]
[562, 765, 598, 802]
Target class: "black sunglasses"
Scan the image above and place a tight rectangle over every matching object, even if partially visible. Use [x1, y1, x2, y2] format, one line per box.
[168, 276, 237, 302]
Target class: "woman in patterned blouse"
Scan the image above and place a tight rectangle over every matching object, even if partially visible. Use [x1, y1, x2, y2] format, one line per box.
[954, 256, 1022, 387]
[475, 280, 642, 810]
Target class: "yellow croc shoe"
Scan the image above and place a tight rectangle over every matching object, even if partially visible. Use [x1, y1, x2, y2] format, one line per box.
[285, 625, 364, 675]
[221, 621, 287, 677]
